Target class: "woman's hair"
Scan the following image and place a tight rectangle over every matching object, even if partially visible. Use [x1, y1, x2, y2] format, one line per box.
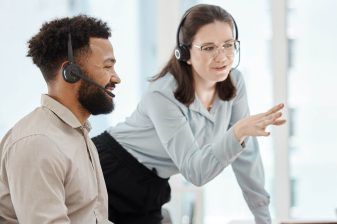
[152, 4, 237, 106]
[27, 15, 111, 83]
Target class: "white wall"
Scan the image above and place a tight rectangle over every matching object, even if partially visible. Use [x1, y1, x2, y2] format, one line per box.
[0, 0, 69, 137]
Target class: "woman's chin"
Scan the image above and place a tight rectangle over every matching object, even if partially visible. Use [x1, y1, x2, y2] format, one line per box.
[211, 70, 230, 82]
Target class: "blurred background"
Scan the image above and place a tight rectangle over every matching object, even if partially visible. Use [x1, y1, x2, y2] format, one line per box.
[1, 0, 336, 223]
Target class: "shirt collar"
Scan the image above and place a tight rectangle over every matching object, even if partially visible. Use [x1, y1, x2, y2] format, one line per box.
[189, 95, 218, 123]
[150, 74, 220, 123]
[41, 94, 91, 132]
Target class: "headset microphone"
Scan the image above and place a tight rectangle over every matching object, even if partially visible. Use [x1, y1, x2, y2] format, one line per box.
[72, 70, 115, 98]
[62, 33, 115, 98]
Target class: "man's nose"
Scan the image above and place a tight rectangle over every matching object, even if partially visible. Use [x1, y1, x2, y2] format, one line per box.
[111, 72, 121, 84]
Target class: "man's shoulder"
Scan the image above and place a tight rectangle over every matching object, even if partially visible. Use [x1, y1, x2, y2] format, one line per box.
[0, 131, 69, 178]
[1, 107, 68, 155]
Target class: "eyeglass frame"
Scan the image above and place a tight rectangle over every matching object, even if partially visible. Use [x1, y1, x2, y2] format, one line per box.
[191, 39, 240, 58]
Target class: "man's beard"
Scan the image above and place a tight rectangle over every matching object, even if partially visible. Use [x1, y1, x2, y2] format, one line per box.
[78, 73, 114, 115]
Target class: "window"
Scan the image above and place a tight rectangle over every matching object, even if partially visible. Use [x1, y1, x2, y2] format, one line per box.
[288, 0, 337, 219]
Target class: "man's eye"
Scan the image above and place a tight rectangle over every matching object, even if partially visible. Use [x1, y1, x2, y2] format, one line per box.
[104, 66, 114, 71]
[103, 66, 115, 73]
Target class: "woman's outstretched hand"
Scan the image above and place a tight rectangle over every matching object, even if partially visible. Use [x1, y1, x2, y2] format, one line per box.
[234, 103, 286, 142]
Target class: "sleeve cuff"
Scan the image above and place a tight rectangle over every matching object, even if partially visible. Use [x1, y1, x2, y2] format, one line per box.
[211, 126, 245, 166]
[251, 205, 272, 224]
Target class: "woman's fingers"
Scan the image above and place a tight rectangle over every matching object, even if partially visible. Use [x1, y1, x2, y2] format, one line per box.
[259, 112, 282, 127]
[272, 119, 287, 125]
[267, 112, 282, 121]
[257, 130, 270, 136]
[239, 104, 286, 138]
[264, 103, 284, 116]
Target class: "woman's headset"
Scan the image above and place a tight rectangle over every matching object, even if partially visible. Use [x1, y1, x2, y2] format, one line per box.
[174, 7, 239, 62]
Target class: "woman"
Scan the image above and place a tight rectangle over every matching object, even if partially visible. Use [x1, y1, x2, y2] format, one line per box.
[93, 4, 285, 224]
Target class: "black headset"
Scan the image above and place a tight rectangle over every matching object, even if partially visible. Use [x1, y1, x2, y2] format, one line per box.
[62, 33, 83, 83]
[174, 7, 239, 62]
[61, 33, 115, 97]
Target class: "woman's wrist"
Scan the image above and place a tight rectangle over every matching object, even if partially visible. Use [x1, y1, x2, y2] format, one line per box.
[234, 123, 245, 143]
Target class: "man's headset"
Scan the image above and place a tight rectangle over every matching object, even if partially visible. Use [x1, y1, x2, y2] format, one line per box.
[62, 33, 114, 97]
[174, 7, 240, 63]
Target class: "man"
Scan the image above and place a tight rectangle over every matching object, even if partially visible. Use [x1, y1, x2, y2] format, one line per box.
[0, 15, 120, 223]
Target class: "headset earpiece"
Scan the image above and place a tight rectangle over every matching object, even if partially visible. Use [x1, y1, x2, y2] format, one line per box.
[62, 33, 83, 83]
[62, 62, 81, 83]
[174, 8, 193, 62]
[174, 44, 190, 62]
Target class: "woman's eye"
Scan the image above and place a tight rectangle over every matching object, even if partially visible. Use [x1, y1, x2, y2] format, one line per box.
[223, 43, 233, 49]
[203, 46, 216, 51]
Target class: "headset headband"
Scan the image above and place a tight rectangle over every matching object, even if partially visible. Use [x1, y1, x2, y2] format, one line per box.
[67, 33, 74, 63]
[176, 7, 239, 48]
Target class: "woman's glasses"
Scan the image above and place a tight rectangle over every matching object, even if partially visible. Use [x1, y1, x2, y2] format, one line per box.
[192, 40, 240, 58]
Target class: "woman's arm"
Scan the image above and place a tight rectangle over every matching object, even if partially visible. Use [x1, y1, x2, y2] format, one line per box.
[142, 91, 245, 186]
[229, 72, 272, 224]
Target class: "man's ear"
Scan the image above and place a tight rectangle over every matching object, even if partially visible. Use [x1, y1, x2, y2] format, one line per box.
[58, 61, 70, 76]
[60, 61, 69, 69]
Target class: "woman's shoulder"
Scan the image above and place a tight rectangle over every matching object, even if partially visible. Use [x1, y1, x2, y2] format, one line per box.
[142, 73, 186, 110]
[146, 73, 178, 101]
[230, 69, 244, 84]
[148, 73, 177, 93]
[229, 69, 246, 93]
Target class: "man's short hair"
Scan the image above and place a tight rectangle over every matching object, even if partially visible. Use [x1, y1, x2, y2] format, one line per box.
[27, 15, 111, 83]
